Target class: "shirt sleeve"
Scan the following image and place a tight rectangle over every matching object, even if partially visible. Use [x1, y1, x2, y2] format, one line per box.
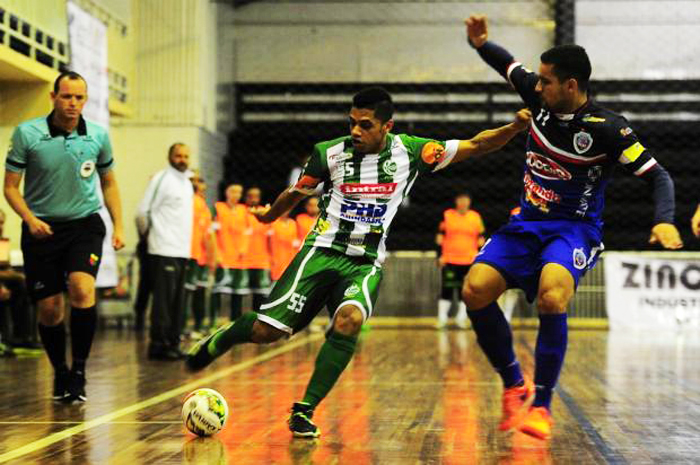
[5, 127, 29, 173]
[402, 135, 460, 173]
[607, 117, 657, 177]
[291, 144, 329, 194]
[97, 132, 115, 174]
[475, 41, 540, 109]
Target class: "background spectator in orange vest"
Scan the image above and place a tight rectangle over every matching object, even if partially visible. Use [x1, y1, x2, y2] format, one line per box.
[184, 173, 216, 337]
[296, 196, 320, 243]
[210, 183, 250, 325]
[436, 191, 485, 329]
[241, 187, 272, 312]
[270, 212, 300, 282]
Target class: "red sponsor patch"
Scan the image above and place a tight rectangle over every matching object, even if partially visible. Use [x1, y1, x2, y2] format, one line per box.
[526, 151, 572, 181]
[340, 183, 397, 198]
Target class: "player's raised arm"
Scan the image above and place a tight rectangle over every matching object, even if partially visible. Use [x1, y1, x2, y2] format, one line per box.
[465, 15, 539, 107]
[428, 108, 531, 171]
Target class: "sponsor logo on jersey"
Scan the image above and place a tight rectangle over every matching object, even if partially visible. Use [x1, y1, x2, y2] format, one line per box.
[523, 173, 561, 213]
[526, 152, 572, 181]
[620, 127, 633, 137]
[329, 152, 352, 162]
[573, 131, 593, 154]
[340, 201, 387, 225]
[573, 248, 587, 270]
[340, 182, 397, 199]
[582, 115, 606, 123]
[90, 254, 100, 266]
[382, 160, 398, 176]
[344, 284, 361, 297]
[313, 218, 331, 235]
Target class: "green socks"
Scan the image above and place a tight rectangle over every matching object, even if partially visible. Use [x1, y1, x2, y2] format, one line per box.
[209, 293, 221, 327]
[208, 311, 257, 357]
[302, 331, 358, 409]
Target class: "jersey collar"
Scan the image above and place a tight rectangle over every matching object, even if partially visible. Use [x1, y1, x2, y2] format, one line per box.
[554, 98, 592, 121]
[46, 111, 88, 138]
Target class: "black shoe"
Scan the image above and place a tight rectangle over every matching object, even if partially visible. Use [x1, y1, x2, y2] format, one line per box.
[289, 402, 320, 438]
[53, 368, 70, 401]
[185, 331, 219, 372]
[134, 314, 145, 331]
[65, 370, 87, 403]
[148, 344, 181, 361]
[170, 346, 187, 360]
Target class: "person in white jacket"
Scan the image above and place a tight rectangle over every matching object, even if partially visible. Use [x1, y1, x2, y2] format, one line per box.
[136, 143, 194, 360]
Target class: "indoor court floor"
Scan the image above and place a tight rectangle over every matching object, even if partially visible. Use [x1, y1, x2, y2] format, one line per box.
[0, 325, 698, 464]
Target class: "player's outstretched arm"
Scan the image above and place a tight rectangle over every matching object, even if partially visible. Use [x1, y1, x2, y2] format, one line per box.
[251, 188, 307, 224]
[450, 108, 531, 164]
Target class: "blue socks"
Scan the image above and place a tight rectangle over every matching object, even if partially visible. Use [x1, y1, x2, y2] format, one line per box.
[467, 302, 523, 388]
[533, 313, 568, 409]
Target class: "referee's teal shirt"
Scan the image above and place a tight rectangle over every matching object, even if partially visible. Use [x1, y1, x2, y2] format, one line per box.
[5, 112, 114, 221]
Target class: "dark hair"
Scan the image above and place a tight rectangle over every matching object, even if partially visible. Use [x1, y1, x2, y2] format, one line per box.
[455, 191, 472, 200]
[540, 45, 591, 92]
[168, 142, 187, 157]
[53, 71, 87, 94]
[352, 87, 394, 123]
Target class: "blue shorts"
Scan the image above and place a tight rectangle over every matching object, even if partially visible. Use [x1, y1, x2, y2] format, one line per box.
[474, 217, 604, 302]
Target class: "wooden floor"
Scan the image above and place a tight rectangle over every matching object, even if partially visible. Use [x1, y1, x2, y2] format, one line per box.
[1, 325, 699, 464]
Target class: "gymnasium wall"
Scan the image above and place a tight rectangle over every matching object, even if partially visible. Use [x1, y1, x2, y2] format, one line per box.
[223, 1, 553, 84]
[576, 1, 700, 80]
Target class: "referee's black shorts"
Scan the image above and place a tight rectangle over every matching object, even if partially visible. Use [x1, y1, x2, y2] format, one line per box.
[441, 263, 471, 300]
[21, 213, 106, 302]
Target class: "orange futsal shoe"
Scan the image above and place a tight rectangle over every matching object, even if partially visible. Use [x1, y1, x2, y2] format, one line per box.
[519, 406, 554, 440]
[499, 378, 535, 431]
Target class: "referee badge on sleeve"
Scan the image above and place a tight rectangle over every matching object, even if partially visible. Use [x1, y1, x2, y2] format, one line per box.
[80, 160, 96, 178]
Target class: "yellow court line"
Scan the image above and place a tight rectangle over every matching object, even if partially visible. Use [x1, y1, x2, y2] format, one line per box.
[0, 333, 323, 464]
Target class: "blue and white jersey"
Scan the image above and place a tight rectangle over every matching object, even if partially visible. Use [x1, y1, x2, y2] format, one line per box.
[506, 63, 658, 228]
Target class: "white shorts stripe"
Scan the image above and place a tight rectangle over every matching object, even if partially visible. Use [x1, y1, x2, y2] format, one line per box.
[362, 266, 378, 316]
[256, 313, 293, 334]
[259, 247, 316, 310]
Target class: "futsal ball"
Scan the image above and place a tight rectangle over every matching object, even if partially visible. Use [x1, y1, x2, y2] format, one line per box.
[182, 388, 229, 437]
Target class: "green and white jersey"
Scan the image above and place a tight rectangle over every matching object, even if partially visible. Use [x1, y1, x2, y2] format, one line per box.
[299, 133, 459, 266]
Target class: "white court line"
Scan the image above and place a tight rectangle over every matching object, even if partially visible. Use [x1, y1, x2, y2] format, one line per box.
[0, 333, 322, 464]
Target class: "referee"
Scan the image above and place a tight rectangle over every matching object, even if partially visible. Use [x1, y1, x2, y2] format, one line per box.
[3, 71, 124, 403]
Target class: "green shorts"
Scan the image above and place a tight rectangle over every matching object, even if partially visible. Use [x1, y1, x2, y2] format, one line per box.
[247, 268, 271, 294]
[257, 245, 383, 335]
[212, 267, 249, 295]
[185, 260, 209, 290]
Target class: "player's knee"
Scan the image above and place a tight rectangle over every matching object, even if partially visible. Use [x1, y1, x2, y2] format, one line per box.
[68, 283, 95, 308]
[537, 288, 569, 314]
[333, 305, 364, 336]
[462, 278, 491, 310]
[250, 320, 286, 344]
[37, 297, 63, 326]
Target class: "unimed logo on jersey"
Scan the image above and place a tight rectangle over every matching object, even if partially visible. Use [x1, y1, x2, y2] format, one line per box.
[526, 152, 572, 181]
[340, 201, 388, 224]
[340, 183, 397, 199]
